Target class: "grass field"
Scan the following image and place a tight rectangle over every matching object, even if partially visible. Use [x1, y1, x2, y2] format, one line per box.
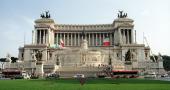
[0, 78, 170, 90]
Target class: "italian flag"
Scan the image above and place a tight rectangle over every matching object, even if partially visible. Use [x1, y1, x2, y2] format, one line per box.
[50, 38, 64, 48]
[103, 37, 110, 46]
[59, 38, 64, 48]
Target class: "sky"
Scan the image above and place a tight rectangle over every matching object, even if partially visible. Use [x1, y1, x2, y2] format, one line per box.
[0, 0, 170, 58]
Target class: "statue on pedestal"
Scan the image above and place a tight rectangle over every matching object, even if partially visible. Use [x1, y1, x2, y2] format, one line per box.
[34, 50, 44, 78]
[125, 49, 132, 61]
[35, 50, 42, 61]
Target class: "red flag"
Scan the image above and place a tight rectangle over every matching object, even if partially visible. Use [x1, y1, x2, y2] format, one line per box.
[60, 39, 64, 47]
[103, 37, 110, 46]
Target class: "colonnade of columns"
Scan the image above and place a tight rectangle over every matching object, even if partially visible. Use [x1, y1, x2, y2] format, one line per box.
[121, 29, 133, 44]
[36, 29, 48, 44]
[33, 29, 133, 46]
[54, 32, 114, 46]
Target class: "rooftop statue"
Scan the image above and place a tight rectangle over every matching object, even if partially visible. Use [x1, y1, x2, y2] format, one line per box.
[40, 11, 51, 18]
[117, 10, 127, 18]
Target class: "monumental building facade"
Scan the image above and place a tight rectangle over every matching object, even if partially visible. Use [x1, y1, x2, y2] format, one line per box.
[6, 11, 164, 77]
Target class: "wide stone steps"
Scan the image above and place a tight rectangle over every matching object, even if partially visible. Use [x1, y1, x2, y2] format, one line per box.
[56, 66, 103, 77]
[57, 66, 102, 71]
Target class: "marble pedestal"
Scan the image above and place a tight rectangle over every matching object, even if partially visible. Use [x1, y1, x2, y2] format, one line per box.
[35, 61, 44, 78]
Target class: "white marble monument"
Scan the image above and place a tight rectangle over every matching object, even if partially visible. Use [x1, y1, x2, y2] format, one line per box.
[4, 11, 165, 77]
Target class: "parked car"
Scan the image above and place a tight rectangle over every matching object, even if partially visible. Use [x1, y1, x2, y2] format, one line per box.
[46, 73, 60, 79]
[22, 71, 30, 79]
[161, 74, 168, 77]
[73, 74, 85, 78]
[144, 72, 156, 78]
[23, 74, 30, 79]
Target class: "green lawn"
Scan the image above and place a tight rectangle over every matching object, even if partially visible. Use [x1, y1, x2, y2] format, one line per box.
[0, 78, 170, 90]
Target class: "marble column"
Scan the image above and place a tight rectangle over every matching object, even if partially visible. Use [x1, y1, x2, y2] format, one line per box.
[67, 33, 69, 46]
[64, 33, 66, 46]
[127, 30, 129, 44]
[78, 33, 80, 46]
[36, 30, 40, 44]
[45, 30, 47, 44]
[46, 29, 49, 45]
[39, 30, 41, 44]
[44, 30, 46, 44]
[37, 30, 39, 44]
[99, 33, 102, 46]
[51, 30, 54, 45]
[56, 33, 58, 44]
[71, 33, 73, 46]
[64, 33, 66, 45]
[122, 30, 125, 44]
[88, 33, 91, 46]
[118, 29, 122, 44]
[92, 33, 94, 46]
[43, 30, 45, 44]
[95, 33, 98, 46]
[60, 33, 62, 44]
[102, 33, 105, 45]
[74, 33, 77, 46]
[131, 29, 134, 44]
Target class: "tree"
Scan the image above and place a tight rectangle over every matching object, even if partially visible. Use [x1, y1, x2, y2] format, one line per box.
[162, 55, 170, 71]
[11, 57, 18, 63]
